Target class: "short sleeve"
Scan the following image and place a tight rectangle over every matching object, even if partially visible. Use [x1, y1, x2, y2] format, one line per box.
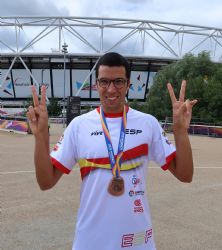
[50, 120, 78, 174]
[148, 117, 176, 171]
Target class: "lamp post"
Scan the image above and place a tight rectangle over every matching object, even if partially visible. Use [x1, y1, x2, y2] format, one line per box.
[41, 69, 45, 85]
[62, 43, 68, 128]
[40, 69, 45, 94]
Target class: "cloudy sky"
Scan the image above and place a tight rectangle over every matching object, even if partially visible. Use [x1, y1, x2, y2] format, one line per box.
[1, 0, 222, 95]
[1, 0, 222, 59]
[1, 0, 222, 28]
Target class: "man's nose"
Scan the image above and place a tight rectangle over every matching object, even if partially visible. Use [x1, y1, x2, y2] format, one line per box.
[107, 81, 116, 91]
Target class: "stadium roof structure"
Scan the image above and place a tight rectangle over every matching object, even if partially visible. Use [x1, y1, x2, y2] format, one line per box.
[1, 16, 222, 101]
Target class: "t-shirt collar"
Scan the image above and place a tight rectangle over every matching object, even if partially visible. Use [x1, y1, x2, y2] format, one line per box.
[96, 105, 129, 118]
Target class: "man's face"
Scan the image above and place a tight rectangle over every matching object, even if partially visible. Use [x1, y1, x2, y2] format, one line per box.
[96, 65, 130, 113]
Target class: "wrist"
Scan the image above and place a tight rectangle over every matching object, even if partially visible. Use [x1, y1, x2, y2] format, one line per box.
[173, 124, 188, 136]
[34, 129, 49, 140]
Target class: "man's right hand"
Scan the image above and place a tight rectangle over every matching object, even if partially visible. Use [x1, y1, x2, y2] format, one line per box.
[26, 85, 48, 136]
[26, 85, 63, 190]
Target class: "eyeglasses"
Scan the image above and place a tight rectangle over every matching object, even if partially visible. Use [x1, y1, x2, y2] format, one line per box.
[97, 78, 127, 89]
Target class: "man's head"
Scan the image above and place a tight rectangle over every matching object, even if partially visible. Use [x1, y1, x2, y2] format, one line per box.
[95, 52, 130, 79]
[96, 52, 130, 114]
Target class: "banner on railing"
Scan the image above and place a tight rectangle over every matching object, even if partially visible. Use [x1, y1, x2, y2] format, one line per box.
[0, 119, 29, 133]
[162, 123, 222, 138]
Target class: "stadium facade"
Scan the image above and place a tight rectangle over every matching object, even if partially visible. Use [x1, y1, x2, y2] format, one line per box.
[0, 53, 174, 102]
[1, 17, 222, 105]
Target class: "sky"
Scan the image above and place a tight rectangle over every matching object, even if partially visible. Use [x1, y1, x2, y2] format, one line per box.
[1, 0, 222, 59]
[1, 0, 222, 97]
[1, 0, 222, 28]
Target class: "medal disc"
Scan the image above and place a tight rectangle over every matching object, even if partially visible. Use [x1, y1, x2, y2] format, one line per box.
[108, 176, 125, 196]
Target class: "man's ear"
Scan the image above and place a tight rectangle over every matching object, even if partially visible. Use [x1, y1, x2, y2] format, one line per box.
[95, 81, 99, 90]
[126, 80, 131, 93]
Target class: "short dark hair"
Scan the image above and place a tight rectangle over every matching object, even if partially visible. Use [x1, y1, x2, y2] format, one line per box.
[95, 52, 130, 79]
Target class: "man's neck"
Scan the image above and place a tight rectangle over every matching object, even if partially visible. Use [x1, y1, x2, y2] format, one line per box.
[97, 105, 129, 118]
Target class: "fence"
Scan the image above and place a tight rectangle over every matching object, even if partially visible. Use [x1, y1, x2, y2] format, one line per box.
[162, 123, 222, 138]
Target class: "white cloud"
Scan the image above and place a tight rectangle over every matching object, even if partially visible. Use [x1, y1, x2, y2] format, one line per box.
[1, 0, 222, 28]
[1, 0, 222, 60]
[52, 0, 222, 29]
[0, 0, 69, 16]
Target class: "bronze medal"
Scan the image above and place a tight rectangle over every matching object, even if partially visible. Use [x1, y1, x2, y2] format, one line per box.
[108, 176, 125, 196]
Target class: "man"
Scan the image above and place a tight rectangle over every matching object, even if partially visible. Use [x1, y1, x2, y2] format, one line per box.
[27, 52, 197, 250]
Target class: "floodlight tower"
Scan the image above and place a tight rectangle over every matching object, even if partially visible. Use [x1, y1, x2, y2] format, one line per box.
[62, 43, 68, 128]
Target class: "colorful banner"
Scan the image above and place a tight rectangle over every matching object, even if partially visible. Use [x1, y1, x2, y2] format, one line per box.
[162, 123, 222, 138]
[188, 125, 222, 138]
[0, 119, 29, 133]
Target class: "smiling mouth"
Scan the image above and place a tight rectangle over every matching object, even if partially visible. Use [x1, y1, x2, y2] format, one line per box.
[106, 96, 118, 101]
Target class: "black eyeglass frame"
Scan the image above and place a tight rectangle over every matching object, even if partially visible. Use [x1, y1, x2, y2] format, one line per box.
[96, 78, 128, 89]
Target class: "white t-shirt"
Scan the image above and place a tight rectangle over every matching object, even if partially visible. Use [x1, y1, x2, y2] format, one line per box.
[50, 107, 176, 250]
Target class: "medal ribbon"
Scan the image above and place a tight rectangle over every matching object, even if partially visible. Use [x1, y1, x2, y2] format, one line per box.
[100, 105, 127, 178]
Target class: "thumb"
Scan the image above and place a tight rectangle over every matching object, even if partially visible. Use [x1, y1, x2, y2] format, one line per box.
[190, 99, 198, 107]
[180, 101, 188, 113]
[185, 99, 192, 115]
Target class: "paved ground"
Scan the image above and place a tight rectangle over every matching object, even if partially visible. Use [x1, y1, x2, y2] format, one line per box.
[0, 124, 222, 250]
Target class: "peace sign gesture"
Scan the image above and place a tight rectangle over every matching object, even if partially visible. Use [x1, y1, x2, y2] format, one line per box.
[26, 85, 48, 136]
[167, 80, 197, 132]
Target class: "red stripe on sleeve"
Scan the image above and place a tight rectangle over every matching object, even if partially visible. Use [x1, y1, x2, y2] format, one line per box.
[161, 151, 176, 171]
[51, 157, 71, 174]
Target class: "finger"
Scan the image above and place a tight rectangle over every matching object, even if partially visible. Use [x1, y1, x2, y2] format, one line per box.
[31, 85, 39, 107]
[26, 112, 34, 123]
[186, 99, 198, 112]
[40, 85, 46, 106]
[26, 111, 31, 120]
[190, 99, 198, 107]
[33, 106, 41, 116]
[185, 99, 191, 113]
[167, 83, 177, 103]
[27, 106, 37, 122]
[179, 80, 186, 102]
[180, 101, 187, 113]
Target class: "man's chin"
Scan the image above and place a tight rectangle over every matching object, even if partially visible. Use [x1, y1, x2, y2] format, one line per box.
[102, 102, 124, 113]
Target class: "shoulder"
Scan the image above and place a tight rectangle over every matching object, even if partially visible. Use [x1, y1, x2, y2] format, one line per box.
[65, 109, 98, 133]
[128, 108, 163, 132]
[128, 107, 159, 123]
[69, 109, 98, 124]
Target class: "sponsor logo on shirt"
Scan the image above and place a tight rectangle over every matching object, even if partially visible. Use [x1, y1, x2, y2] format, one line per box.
[162, 131, 172, 145]
[129, 190, 145, 197]
[125, 129, 142, 135]
[52, 135, 64, 151]
[91, 130, 103, 136]
[90, 128, 142, 136]
[121, 229, 152, 247]
[59, 135, 64, 142]
[165, 139, 172, 145]
[121, 233, 134, 247]
[132, 175, 141, 188]
[134, 199, 144, 213]
[145, 229, 153, 243]
[53, 144, 59, 151]
[162, 131, 167, 137]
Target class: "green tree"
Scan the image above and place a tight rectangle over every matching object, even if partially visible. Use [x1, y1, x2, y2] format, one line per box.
[22, 96, 34, 116]
[145, 52, 222, 124]
[47, 97, 62, 117]
[23, 96, 62, 117]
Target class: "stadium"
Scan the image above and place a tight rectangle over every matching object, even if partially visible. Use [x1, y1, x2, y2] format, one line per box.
[1, 17, 222, 135]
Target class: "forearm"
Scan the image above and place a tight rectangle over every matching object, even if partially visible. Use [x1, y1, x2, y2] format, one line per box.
[34, 132, 55, 189]
[173, 129, 194, 182]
